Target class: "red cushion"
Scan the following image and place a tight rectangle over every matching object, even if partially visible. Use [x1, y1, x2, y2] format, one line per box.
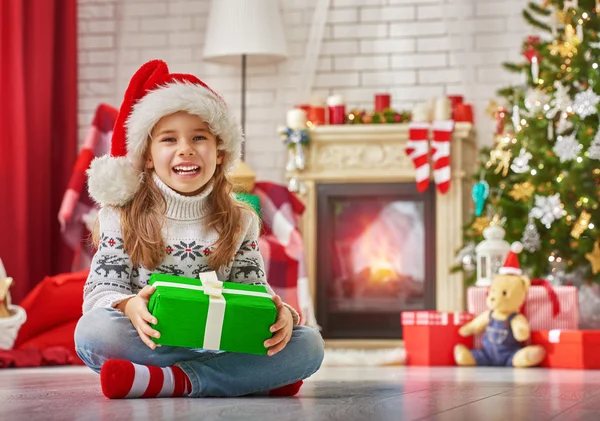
[15, 320, 83, 365]
[13, 270, 88, 347]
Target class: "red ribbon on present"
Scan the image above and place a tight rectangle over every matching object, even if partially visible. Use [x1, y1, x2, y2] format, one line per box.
[520, 279, 561, 317]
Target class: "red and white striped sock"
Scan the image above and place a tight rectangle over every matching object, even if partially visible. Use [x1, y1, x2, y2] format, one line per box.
[269, 380, 303, 397]
[431, 120, 454, 194]
[100, 359, 191, 399]
[406, 122, 430, 193]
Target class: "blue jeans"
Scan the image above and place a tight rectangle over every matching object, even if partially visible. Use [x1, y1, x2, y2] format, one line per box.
[74, 307, 324, 397]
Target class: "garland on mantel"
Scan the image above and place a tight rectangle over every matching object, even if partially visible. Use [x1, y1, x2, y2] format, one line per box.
[346, 108, 412, 124]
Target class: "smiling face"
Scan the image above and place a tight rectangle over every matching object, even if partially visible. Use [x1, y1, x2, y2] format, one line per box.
[146, 111, 223, 196]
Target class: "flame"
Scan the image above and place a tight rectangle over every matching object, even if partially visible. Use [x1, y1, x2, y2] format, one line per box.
[355, 227, 401, 283]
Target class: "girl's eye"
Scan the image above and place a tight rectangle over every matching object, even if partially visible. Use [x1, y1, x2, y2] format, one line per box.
[193, 136, 207, 141]
[161, 137, 176, 143]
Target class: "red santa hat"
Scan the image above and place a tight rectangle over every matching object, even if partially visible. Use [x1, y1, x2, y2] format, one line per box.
[87, 59, 243, 206]
[499, 242, 524, 276]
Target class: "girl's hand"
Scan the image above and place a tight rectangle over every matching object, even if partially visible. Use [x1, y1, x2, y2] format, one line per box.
[122, 285, 161, 350]
[265, 295, 293, 356]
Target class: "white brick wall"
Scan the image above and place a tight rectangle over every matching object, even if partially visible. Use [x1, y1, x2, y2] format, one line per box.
[78, 0, 533, 183]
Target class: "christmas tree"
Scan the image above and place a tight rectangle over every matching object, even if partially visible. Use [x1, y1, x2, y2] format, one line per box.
[457, 0, 600, 284]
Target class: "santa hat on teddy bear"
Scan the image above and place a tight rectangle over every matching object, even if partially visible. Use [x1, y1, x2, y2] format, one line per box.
[498, 242, 524, 276]
[87, 59, 243, 207]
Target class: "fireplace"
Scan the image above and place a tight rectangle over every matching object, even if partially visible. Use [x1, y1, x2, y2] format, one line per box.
[287, 124, 476, 342]
[317, 182, 436, 339]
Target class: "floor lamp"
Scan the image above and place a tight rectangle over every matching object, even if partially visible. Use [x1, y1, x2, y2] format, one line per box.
[203, 0, 288, 192]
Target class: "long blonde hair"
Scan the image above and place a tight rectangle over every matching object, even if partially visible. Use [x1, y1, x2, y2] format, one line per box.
[93, 150, 250, 271]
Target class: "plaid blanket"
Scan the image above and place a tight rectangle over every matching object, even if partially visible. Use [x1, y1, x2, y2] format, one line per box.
[252, 182, 317, 327]
[58, 104, 117, 271]
[58, 104, 317, 327]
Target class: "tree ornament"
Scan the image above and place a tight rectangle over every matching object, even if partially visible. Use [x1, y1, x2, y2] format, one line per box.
[556, 112, 573, 135]
[573, 88, 600, 119]
[545, 82, 572, 119]
[571, 210, 592, 239]
[585, 240, 600, 275]
[472, 216, 490, 235]
[588, 129, 600, 160]
[512, 105, 522, 131]
[553, 133, 581, 162]
[510, 148, 532, 173]
[471, 180, 489, 216]
[509, 182, 535, 201]
[486, 139, 512, 177]
[564, 24, 581, 47]
[521, 217, 541, 253]
[530, 193, 564, 228]
[455, 243, 476, 272]
[547, 39, 577, 57]
[524, 88, 550, 115]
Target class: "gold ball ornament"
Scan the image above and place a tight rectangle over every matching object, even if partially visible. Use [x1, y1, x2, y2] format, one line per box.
[585, 240, 600, 275]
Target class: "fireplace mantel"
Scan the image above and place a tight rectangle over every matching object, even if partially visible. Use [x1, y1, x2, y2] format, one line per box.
[287, 123, 477, 313]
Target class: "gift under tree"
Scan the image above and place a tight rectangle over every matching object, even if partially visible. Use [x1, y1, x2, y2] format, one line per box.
[457, 0, 600, 285]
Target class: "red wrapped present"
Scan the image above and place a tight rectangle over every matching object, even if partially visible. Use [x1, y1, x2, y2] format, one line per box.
[531, 330, 600, 369]
[467, 281, 578, 348]
[401, 311, 474, 366]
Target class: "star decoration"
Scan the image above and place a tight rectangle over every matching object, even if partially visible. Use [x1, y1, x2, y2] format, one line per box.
[547, 40, 576, 57]
[585, 240, 600, 275]
[472, 216, 490, 234]
[509, 182, 535, 201]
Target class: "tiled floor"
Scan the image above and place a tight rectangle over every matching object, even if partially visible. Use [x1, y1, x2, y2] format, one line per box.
[1, 365, 599, 420]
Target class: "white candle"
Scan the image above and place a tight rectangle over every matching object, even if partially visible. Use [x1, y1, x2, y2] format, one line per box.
[287, 109, 308, 130]
[327, 94, 345, 106]
[412, 103, 430, 122]
[434, 97, 451, 121]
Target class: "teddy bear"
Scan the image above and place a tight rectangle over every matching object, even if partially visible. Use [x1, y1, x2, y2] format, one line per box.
[454, 242, 546, 368]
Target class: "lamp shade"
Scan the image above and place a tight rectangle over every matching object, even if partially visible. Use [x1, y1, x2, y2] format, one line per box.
[203, 0, 288, 65]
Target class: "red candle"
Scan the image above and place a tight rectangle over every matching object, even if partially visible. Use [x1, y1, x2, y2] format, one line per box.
[308, 106, 326, 125]
[374, 94, 390, 112]
[447, 95, 464, 119]
[295, 104, 310, 115]
[327, 94, 346, 124]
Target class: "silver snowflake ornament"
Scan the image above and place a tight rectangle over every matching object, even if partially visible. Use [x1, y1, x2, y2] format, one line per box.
[524, 88, 550, 115]
[553, 134, 581, 162]
[573, 88, 600, 119]
[589, 129, 600, 160]
[530, 193, 564, 228]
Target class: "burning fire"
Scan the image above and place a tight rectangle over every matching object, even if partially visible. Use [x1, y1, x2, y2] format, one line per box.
[355, 228, 402, 284]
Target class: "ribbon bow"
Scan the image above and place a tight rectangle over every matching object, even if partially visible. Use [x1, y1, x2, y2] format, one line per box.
[200, 272, 223, 298]
[520, 278, 561, 317]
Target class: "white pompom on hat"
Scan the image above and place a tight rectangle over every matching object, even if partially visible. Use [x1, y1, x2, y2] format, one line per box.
[87, 59, 243, 206]
[499, 241, 524, 276]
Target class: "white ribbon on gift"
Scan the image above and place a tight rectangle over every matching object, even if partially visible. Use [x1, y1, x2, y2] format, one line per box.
[151, 271, 271, 350]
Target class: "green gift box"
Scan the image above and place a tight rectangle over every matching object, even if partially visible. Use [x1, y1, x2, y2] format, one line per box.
[147, 272, 276, 355]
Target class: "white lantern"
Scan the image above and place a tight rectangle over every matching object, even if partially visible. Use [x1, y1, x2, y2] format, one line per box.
[475, 226, 511, 286]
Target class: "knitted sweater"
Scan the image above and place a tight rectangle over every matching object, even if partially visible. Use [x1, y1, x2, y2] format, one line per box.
[83, 173, 299, 324]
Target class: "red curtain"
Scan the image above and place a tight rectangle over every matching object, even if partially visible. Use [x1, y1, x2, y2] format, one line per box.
[0, 0, 77, 303]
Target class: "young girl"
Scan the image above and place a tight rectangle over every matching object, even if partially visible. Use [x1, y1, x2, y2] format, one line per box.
[75, 60, 324, 399]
